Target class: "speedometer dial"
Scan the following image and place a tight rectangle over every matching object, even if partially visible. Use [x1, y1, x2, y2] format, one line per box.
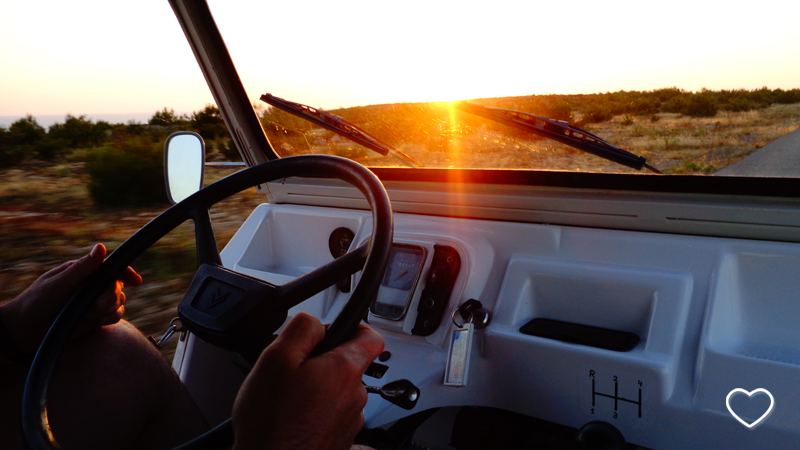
[370, 245, 426, 320]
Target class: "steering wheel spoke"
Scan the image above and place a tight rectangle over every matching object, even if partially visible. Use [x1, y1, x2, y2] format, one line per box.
[277, 242, 368, 311]
[191, 207, 222, 267]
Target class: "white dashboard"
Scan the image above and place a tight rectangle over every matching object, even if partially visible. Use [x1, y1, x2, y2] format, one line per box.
[174, 198, 800, 449]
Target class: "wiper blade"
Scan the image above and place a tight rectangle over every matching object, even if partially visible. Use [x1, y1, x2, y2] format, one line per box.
[455, 102, 662, 174]
[260, 93, 418, 167]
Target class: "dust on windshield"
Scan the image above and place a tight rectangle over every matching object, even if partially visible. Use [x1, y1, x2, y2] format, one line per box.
[257, 89, 800, 175]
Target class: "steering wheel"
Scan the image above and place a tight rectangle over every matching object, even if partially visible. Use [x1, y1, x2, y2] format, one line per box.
[21, 155, 394, 450]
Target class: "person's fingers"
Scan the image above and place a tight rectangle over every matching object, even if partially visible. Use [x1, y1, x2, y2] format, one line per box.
[111, 291, 126, 309]
[41, 244, 141, 294]
[97, 305, 126, 326]
[117, 266, 142, 287]
[90, 271, 132, 309]
[90, 292, 117, 312]
[85, 292, 121, 321]
[87, 279, 127, 315]
[80, 298, 125, 330]
[61, 243, 106, 284]
[270, 313, 327, 366]
[91, 280, 123, 307]
[329, 324, 385, 373]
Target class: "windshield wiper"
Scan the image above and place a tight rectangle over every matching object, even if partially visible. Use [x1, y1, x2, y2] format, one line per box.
[455, 102, 662, 174]
[260, 93, 418, 167]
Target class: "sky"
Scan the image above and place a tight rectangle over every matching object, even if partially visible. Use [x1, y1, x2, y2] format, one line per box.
[2, 0, 799, 124]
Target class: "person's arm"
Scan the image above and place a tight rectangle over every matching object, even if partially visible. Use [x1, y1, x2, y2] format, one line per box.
[232, 313, 384, 450]
[0, 243, 141, 365]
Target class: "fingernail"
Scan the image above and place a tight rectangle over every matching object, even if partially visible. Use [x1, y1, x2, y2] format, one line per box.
[90, 244, 103, 259]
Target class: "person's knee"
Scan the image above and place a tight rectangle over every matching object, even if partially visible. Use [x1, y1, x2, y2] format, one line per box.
[46, 320, 192, 449]
[62, 320, 173, 390]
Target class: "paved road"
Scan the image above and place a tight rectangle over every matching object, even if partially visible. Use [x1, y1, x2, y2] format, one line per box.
[716, 128, 800, 177]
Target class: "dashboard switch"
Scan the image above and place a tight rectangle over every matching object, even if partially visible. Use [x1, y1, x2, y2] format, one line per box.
[412, 245, 461, 336]
[364, 362, 389, 379]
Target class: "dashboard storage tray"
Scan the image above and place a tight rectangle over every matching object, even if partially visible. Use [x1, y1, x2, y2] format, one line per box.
[519, 318, 640, 352]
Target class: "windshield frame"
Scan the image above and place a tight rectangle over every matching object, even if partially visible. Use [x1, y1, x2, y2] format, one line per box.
[368, 167, 800, 198]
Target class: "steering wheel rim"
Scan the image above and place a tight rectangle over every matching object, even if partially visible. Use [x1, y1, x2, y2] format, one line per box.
[22, 155, 394, 450]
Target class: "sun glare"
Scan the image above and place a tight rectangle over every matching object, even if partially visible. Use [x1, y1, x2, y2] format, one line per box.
[445, 102, 465, 168]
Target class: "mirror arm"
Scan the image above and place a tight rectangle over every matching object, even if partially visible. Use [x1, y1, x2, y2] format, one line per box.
[192, 207, 222, 266]
[205, 162, 247, 168]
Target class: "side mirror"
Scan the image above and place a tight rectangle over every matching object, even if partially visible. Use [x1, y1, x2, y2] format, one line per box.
[165, 131, 205, 204]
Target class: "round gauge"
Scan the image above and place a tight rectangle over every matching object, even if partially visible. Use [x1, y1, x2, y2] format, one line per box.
[371, 244, 426, 320]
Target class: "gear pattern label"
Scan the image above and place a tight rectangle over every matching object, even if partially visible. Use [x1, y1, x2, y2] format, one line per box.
[579, 366, 656, 429]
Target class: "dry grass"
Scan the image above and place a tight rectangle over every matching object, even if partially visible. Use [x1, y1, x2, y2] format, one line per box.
[587, 104, 800, 174]
[0, 164, 263, 358]
[268, 103, 800, 174]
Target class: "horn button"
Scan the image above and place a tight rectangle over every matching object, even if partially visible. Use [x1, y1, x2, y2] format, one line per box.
[178, 264, 286, 356]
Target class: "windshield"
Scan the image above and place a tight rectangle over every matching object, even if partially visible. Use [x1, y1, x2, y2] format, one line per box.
[211, 1, 800, 177]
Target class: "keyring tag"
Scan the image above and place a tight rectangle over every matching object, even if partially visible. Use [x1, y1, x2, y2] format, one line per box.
[444, 309, 474, 387]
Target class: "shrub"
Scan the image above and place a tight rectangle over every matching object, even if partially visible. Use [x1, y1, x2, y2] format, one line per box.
[652, 87, 686, 103]
[724, 98, 760, 112]
[48, 115, 108, 149]
[1, 116, 45, 164]
[662, 95, 690, 113]
[33, 137, 68, 160]
[630, 96, 660, 115]
[582, 105, 614, 124]
[541, 97, 574, 122]
[192, 105, 228, 140]
[9, 115, 46, 145]
[149, 107, 190, 128]
[746, 87, 773, 107]
[774, 89, 800, 104]
[621, 115, 634, 126]
[85, 136, 168, 206]
[684, 95, 718, 117]
[0, 127, 29, 165]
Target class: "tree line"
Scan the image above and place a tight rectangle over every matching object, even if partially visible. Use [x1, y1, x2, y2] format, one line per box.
[0, 105, 238, 206]
[0, 105, 236, 166]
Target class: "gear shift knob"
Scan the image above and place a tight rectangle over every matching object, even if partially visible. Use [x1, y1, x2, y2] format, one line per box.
[365, 379, 420, 410]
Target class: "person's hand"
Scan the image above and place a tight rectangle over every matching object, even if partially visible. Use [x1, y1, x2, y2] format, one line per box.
[0, 243, 142, 355]
[232, 313, 384, 450]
